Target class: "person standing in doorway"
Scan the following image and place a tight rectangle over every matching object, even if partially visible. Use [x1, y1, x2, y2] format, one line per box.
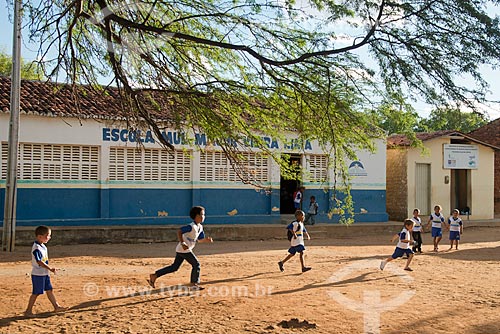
[293, 186, 305, 210]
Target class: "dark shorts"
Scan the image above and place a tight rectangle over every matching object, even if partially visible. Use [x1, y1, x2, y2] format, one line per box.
[391, 247, 414, 259]
[431, 227, 442, 238]
[294, 202, 301, 209]
[32, 275, 53, 295]
[288, 244, 306, 254]
[449, 231, 461, 240]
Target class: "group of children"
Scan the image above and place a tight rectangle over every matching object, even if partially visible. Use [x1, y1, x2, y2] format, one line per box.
[24, 203, 462, 316]
[380, 205, 464, 272]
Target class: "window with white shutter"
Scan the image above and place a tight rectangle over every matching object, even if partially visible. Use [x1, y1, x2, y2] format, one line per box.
[1, 142, 99, 180]
[109, 147, 192, 181]
[308, 154, 328, 183]
[200, 151, 269, 183]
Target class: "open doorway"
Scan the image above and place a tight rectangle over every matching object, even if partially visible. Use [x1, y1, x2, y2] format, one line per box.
[450, 169, 471, 216]
[280, 155, 302, 214]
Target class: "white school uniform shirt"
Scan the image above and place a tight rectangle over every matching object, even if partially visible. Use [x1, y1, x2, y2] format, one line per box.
[287, 221, 307, 247]
[175, 222, 205, 253]
[411, 216, 422, 232]
[448, 216, 463, 232]
[396, 227, 411, 249]
[430, 212, 445, 228]
[307, 201, 319, 215]
[294, 192, 302, 205]
[31, 241, 50, 276]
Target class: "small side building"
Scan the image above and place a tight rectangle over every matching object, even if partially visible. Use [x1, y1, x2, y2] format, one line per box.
[386, 130, 498, 221]
[468, 118, 500, 216]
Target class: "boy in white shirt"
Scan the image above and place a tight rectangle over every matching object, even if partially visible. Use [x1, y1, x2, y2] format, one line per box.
[426, 205, 447, 252]
[278, 210, 312, 273]
[304, 196, 319, 225]
[380, 219, 415, 271]
[25, 225, 66, 316]
[148, 206, 213, 290]
[448, 209, 464, 250]
[410, 208, 423, 253]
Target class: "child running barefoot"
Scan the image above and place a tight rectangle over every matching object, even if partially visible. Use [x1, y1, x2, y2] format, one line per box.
[25, 225, 67, 316]
[380, 219, 415, 272]
[148, 206, 213, 290]
[448, 209, 464, 250]
[278, 210, 311, 273]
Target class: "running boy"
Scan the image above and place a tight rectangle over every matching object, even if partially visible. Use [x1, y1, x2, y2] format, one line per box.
[278, 210, 312, 273]
[304, 196, 319, 225]
[148, 206, 213, 290]
[426, 205, 447, 252]
[25, 225, 66, 316]
[448, 209, 464, 250]
[410, 208, 423, 253]
[380, 219, 415, 271]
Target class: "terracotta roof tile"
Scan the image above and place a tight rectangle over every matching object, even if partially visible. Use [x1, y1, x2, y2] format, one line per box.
[388, 129, 500, 150]
[387, 130, 456, 147]
[468, 118, 500, 146]
[0, 76, 175, 120]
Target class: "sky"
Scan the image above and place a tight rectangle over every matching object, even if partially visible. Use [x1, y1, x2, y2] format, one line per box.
[1, 2, 500, 120]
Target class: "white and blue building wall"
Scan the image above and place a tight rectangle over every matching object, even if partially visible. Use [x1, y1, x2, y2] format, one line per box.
[1, 114, 388, 226]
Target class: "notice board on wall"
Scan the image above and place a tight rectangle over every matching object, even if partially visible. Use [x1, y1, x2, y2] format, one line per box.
[443, 144, 478, 169]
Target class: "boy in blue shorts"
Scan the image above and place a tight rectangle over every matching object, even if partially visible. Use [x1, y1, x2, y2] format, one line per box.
[448, 209, 463, 250]
[25, 225, 66, 316]
[148, 206, 213, 290]
[380, 219, 415, 271]
[278, 210, 312, 273]
[426, 205, 447, 252]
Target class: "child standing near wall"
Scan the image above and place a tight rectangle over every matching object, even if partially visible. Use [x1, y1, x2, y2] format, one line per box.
[410, 208, 423, 253]
[304, 196, 319, 225]
[448, 209, 464, 250]
[25, 225, 67, 316]
[426, 205, 447, 252]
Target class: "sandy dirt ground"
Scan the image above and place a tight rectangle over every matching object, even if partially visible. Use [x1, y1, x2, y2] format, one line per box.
[0, 225, 499, 334]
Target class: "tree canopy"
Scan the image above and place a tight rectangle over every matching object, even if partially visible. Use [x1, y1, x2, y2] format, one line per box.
[417, 106, 490, 133]
[369, 97, 421, 135]
[371, 101, 490, 136]
[0, 50, 44, 80]
[11, 0, 500, 219]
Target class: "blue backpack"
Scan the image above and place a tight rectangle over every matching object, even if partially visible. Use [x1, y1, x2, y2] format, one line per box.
[287, 222, 301, 241]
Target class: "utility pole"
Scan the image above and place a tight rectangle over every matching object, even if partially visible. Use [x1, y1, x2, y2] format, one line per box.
[2, 0, 22, 252]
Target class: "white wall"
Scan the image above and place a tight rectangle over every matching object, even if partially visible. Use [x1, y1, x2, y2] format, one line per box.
[406, 137, 494, 219]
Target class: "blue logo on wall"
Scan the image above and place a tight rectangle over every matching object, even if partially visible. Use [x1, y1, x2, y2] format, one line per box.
[348, 161, 367, 176]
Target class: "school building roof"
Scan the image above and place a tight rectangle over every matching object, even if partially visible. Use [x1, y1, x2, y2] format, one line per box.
[0, 76, 178, 121]
[387, 130, 500, 150]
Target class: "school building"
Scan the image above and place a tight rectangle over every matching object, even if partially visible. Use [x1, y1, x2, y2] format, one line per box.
[469, 118, 500, 216]
[386, 130, 498, 221]
[0, 76, 389, 227]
